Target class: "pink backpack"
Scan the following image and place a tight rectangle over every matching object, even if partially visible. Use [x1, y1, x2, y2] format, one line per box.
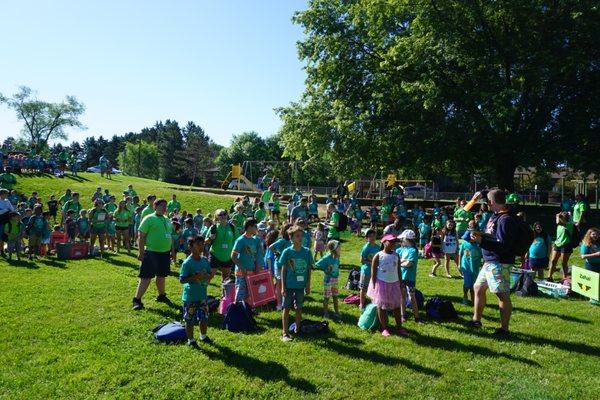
[344, 294, 360, 305]
[219, 280, 236, 314]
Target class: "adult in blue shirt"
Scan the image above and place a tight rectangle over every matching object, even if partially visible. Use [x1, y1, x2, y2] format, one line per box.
[468, 190, 518, 337]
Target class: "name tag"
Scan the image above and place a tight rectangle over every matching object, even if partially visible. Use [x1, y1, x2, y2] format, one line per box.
[222, 244, 229, 249]
[296, 275, 304, 282]
[165, 233, 172, 239]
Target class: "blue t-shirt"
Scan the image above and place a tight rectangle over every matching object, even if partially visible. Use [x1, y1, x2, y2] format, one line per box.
[270, 238, 292, 273]
[193, 214, 203, 229]
[181, 227, 199, 251]
[459, 241, 482, 273]
[397, 246, 419, 282]
[529, 235, 550, 259]
[302, 230, 312, 249]
[179, 255, 211, 302]
[308, 201, 318, 215]
[77, 218, 89, 234]
[232, 234, 261, 274]
[360, 243, 380, 276]
[580, 243, 600, 267]
[418, 223, 431, 242]
[280, 246, 313, 289]
[315, 253, 340, 279]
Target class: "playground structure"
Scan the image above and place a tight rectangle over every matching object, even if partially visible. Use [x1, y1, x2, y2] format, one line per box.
[220, 161, 303, 192]
[350, 172, 435, 199]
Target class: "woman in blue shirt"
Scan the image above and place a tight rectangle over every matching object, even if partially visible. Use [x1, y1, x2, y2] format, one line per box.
[580, 228, 600, 274]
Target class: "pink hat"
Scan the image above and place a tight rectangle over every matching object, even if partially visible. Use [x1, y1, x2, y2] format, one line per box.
[381, 234, 399, 242]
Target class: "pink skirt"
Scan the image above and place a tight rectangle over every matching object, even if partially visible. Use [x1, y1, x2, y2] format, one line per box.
[367, 279, 402, 310]
[314, 240, 325, 252]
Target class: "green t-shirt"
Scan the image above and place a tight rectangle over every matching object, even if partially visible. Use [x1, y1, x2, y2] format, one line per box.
[231, 212, 246, 234]
[280, 246, 313, 289]
[167, 200, 181, 213]
[0, 173, 17, 190]
[179, 255, 211, 302]
[453, 208, 473, 232]
[254, 209, 267, 222]
[328, 211, 340, 239]
[59, 194, 72, 205]
[261, 190, 272, 204]
[315, 253, 340, 279]
[360, 243, 380, 276]
[572, 201, 586, 223]
[138, 213, 173, 253]
[273, 198, 280, 212]
[4, 221, 24, 240]
[105, 203, 117, 213]
[209, 223, 235, 262]
[232, 234, 261, 274]
[141, 205, 154, 221]
[555, 222, 574, 248]
[89, 208, 109, 230]
[62, 200, 82, 214]
[114, 209, 132, 228]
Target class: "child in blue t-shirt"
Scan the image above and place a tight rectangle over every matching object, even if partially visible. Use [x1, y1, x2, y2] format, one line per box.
[181, 218, 199, 255]
[359, 229, 379, 311]
[397, 230, 422, 323]
[527, 221, 551, 279]
[171, 221, 182, 264]
[315, 240, 341, 319]
[179, 236, 212, 347]
[418, 215, 432, 250]
[279, 225, 314, 342]
[459, 220, 483, 305]
[231, 218, 261, 303]
[76, 209, 90, 240]
[268, 223, 292, 310]
[193, 209, 204, 230]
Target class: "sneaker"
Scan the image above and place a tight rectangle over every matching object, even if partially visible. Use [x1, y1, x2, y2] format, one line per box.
[200, 336, 213, 345]
[155, 294, 171, 304]
[445, 274, 452, 278]
[492, 328, 510, 338]
[381, 329, 392, 337]
[132, 298, 144, 311]
[461, 298, 471, 306]
[429, 273, 436, 278]
[281, 333, 293, 342]
[466, 319, 482, 328]
[187, 340, 199, 348]
[396, 327, 409, 336]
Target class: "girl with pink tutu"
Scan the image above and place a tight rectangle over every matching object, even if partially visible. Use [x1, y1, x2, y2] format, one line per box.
[368, 234, 408, 337]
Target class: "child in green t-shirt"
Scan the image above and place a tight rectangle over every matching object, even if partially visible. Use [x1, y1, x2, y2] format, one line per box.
[4, 212, 24, 260]
[179, 236, 212, 347]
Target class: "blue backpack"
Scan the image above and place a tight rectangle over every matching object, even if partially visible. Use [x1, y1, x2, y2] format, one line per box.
[153, 322, 187, 343]
[290, 319, 329, 334]
[224, 302, 257, 333]
[425, 297, 457, 320]
[406, 289, 425, 309]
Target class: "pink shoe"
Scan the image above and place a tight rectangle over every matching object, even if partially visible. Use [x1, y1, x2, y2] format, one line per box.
[397, 327, 409, 337]
[381, 329, 392, 337]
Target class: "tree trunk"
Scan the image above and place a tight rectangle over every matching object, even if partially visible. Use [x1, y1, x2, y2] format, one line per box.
[495, 163, 516, 192]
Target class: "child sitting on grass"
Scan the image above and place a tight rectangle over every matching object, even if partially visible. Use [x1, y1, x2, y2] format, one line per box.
[316, 240, 341, 319]
[179, 236, 213, 347]
[458, 220, 483, 305]
[359, 229, 379, 311]
[397, 230, 422, 324]
[279, 225, 313, 342]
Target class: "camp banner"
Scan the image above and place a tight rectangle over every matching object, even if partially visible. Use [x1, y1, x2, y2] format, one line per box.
[571, 266, 599, 301]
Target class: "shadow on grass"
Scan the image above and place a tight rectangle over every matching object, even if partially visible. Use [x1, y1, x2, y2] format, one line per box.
[146, 305, 182, 321]
[444, 295, 593, 324]
[312, 334, 442, 377]
[408, 330, 541, 367]
[442, 325, 600, 358]
[37, 258, 67, 269]
[64, 174, 91, 182]
[202, 342, 317, 394]
[6, 259, 40, 269]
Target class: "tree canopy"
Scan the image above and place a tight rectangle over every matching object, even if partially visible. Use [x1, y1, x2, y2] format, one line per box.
[278, 0, 600, 189]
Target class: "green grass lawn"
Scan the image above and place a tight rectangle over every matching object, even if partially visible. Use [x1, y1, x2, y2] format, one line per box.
[1, 173, 599, 399]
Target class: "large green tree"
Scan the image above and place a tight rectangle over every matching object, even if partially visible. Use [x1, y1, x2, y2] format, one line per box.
[118, 141, 160, 180]
[0, 86, 85, 153]
[278, 0, 599, 189]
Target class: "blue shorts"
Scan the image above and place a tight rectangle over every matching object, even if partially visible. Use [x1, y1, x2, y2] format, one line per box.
[461, 268, 480, 289]
[182, 301, 208, 325]
[235, 276, 248, 302]
[282, 288, 305, 310]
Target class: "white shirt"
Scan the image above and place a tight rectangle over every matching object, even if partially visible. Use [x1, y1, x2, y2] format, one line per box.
[376, 251, 400, 283]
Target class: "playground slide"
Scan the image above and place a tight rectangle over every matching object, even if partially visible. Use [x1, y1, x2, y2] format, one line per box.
[237, 174, 260, 192]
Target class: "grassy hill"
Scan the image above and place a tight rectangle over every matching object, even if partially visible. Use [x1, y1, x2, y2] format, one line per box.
[1, 173, 599, 399]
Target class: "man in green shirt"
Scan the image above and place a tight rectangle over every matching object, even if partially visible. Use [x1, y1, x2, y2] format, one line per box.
[0, 168, 17, 190]
[141, 195, 156, 221]
[132, 198, 173, 310]
[167, 194, 181, 214]
[327, 203, 341, 240]
[453, 200, 473, 237]
[61, 192, 82, 223]
[59, 189, 72, 207]
[207, 208, 235, 283]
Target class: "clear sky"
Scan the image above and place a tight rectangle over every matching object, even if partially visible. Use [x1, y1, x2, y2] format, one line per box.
[0, 0, 307, 146]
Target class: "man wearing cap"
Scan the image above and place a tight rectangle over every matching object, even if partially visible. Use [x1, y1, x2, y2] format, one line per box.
[383, 215, 406, 237]
[468, 189, 517, 337]
[290, 197, 309, 223]
[132, 198, 173, 310]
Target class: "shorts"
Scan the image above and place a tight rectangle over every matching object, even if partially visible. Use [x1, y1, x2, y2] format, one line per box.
[282, 288, 305, 310]
[553, 244, 573, 254]
[403, 280, 416, 294]
[235, 276, 248, 302]
[7, 239, 22, 253]
[91, 227, 106, 235]
[461, 269, 479, 289]
[475, 262, 510, 294]
[323, 276, 339, 298]
[28, 234, 41, 248]
[359, 271, 370, 290]
[431, 250, 443, 259]
[529, 257, 548, 270]
[139, 250, 171, 278]
[116, 226, 129, 232]
[48, 210, 57, 217]
[182, 301, 208, 325]
[209, 254, 234, 271]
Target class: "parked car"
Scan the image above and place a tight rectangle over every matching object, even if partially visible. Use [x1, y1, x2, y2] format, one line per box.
[86, 165, 122, 174]
[403, 185, 436, 199]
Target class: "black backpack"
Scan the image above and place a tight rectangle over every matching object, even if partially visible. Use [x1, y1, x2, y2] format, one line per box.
[514, 273, 538, 297]
[289, 319, 329, 334]
[223, 302, 257, 333]
[425, 297, 457, 320]
[337, 213, 348, 231]
[345, 268, 361, 291]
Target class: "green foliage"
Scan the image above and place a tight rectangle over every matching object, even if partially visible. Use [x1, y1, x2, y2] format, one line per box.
[0, 86, 85, 152]
[118, 141, 160, 180]
[174, 122, 217, 186]
[279, 0, 600, 189]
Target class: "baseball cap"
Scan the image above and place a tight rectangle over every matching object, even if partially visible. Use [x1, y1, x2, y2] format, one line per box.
[398, 229, 416, 240]
[257, 222, 268, 232]
[381, 234, 399, 242]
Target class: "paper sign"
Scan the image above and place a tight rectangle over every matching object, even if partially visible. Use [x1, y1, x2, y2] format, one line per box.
[245, 271, 276, 307]
[571, 266, 599, 301]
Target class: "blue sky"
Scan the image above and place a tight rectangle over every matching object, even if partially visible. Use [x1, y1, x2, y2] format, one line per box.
[0, 1, 307, 146]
